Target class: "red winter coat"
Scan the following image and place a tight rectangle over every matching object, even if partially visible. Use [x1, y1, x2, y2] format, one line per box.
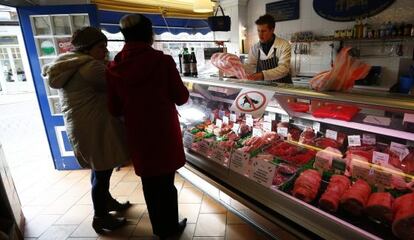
[107, 42, 189, 177]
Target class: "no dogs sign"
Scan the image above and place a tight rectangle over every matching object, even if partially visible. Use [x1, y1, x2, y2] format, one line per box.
[230, 88, 274, 118]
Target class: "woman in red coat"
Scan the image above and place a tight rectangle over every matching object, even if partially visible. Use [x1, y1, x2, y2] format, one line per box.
[106, 14, 189, 239]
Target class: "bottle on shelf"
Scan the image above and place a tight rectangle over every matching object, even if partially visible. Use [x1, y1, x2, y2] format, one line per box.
[380, 22, 386, 38]
[385, 21, 392, 37]
[178, 50, 183, 74]
[362, 17, 369, 38]
[353, 19, 359, 39]
[357, 18, 364, 38]
[182, 47, 191, 77]
[190, 47, 198, 77]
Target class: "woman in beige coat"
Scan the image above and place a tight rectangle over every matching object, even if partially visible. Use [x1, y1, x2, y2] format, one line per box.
[43, 27, 130, 233]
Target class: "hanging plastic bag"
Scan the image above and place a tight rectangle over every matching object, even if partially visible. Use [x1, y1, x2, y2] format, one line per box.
[211, 52, 247, 79]
[310, 47, 371, 91]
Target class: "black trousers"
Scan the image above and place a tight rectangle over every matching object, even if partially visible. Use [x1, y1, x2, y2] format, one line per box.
[141, 172, 179, 237]
[90, 169, 113, 217]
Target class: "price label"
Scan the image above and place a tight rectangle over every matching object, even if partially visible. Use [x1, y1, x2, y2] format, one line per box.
[219, 110, 225, 119]
[326, 129, 338, 141]
[348, 135, 361, 147]
[183, 131, 195, 148]
[198, 140, 211, 157]
[210, 113, 215, 121]
[313, 122, 321, 132]
[215, 119, 223, 128]
[374, 168, 392, 187]
[211, 145, 227, 166]
[263, 122, 272, 132]
[249, 158, 276, 187]
[246, 114, 253, 120]
[372, 151, 389, 165]
[252, 128, 263, 137]
[281, 114, 290, 123]
[362, 134, 376, 145]
[390, 142, 410, 161]
[232, 123, 240, 133]
[246, 117, 254, 127]
[264, 115, 272, 123]
[230, 149, 250, 176]
[223, 116, 229, 125]
[277, 127, 288, 137]
[230, 113, 237, 122]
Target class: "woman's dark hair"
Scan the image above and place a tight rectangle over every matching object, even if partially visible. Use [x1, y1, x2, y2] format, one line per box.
[255, 14, 275, 29]
[120, 14, 153, 43]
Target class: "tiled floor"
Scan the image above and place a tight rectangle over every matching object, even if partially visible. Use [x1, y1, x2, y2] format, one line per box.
[18, 166, 270, 240]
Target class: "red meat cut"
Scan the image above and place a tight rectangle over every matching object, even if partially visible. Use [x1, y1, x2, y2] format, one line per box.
[319, 175, 351, 212]
[341, 179, 371, 216]
[365, 192, 394, 223]
[392, 193, 414, 240]
[293, 169, 322, 203]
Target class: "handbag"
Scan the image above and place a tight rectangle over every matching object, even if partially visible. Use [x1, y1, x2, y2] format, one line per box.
[208, 5, 231, 32]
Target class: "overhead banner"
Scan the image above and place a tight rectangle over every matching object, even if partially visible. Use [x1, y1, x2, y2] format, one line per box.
[313, 0, 395, 22]
[230, 88, 274, 118]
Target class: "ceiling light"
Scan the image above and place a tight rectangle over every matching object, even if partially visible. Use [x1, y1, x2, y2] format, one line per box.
[193, 0, 213, 13]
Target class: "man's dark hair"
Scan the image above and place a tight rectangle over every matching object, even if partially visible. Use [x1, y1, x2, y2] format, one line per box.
[120, 14, 153, 43]
[255, 14, 275, 29]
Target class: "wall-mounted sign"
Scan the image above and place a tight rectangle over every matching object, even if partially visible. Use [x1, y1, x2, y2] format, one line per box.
[266, 0, 299, 23]
[313, 0, 395, 22]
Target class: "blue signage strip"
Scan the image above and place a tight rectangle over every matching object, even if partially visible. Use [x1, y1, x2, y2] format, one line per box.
[266, 0, 300, 23]
[313, 0, 395, 22]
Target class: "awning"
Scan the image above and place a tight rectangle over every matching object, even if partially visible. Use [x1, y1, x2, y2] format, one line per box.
[98, 10, 211, 35]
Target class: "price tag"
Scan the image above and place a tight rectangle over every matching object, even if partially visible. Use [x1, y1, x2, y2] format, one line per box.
[230, 113, 237, 123]
[348, 135, 361, 147]
[211, 145, 227, 166]
[281, 114, 290, 123]
[210, 113, 215, 121]
[232, 123, 240, 133]
[372, 151, 389, 165]
[246, 117, 254, 127]
[198, 140, 211, 157]
[219, 110, 225, 119]
[326, 129, 338, 141]
[230, 149, 250, 176]
[215, 119, 223, 128]
[277, 127, 288, 137]
[264, 115, 272, 123]
[362, 134, 376, 145]
[223, 116, 229, 125]
[263, 122, 272, 132]
[390, 142, 410, 161]
[183, 131, 195, 148]
[252, 128, 263, 137]
[268, 113, 276, 121]
[245, 114, 253, 120]
[249, 158, 276, 187]
[374, 168, 392, 187]
[313, 122, 321, 132]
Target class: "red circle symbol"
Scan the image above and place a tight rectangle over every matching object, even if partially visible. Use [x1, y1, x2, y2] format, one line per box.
[235, 91, 266, 112]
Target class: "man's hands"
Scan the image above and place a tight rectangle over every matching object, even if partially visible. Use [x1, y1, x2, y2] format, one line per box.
[247, 72, 264, 81]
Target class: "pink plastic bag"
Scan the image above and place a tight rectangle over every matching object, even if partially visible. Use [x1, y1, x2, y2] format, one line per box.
[310, 47, 371, 91]
[211, 52, 247, 79]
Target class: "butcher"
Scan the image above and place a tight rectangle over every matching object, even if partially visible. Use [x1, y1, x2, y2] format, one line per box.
[246, 14, 292, 83]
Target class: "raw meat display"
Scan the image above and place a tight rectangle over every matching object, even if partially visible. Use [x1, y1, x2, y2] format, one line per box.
[211, 52, 248, 79]
[319, 175, 351, 212]
[340, 179, 371, 216]
[266, 141, 316, 165]
[299, 128, 316, 145]
[401, 151, 414, 175]
[312, 104, 360, 121]
[314, 137, 340, 149]
[365, 192, 394, 223]
[288, 102, 310, 113]
[292, 169, 322, 203]
[313, 147, 343, 171]
[392, 193, 414, 240]
[277, 122, 301, 141]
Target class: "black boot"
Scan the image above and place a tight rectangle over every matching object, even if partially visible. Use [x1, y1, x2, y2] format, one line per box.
[158, 218, 187, 240]
[92, 214, 126, 234]
[107, 199, 131, 212]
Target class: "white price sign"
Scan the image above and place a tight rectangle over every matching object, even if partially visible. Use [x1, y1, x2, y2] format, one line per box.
[232, 123, 240, 133]
[262, 122, 272, 132]
[281, 114, 290, 123]
[313, 122, 321, 132]
[326, 129, 338, 141]
[372, 151, 389, 165]
[390, 142, 410, 161]
[246, 117, 254, 127]
[252, 128, 263, 137]
[269, 113, 276, 121]
[215, 119, 223, 128]
[210, 113, 215, 121]
[277, 127, 288, 137]
[249, 159, 276, 187]
[246, 114, 253, 120]
[264, 115, 272, 123]
[230, 149, 250, 176]
[348, 135, 361, 147]
[223, 116, 229, 125]
[362, 134, 376, 145]
[230, 113, 237, 122]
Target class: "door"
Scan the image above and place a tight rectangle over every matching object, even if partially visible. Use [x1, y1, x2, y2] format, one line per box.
[17, 5, 99, 170]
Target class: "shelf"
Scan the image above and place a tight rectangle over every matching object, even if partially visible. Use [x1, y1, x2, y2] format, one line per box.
[39, 55, 57, 59]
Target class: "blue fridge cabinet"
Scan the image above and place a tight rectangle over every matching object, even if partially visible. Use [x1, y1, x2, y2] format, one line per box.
[17, 4, 99, 170]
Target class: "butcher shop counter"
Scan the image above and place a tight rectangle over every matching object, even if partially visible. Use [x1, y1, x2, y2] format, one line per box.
[178, 76, 414, 240]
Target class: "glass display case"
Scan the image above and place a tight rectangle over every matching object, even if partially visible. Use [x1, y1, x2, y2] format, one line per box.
[178, 76, 414, 240]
